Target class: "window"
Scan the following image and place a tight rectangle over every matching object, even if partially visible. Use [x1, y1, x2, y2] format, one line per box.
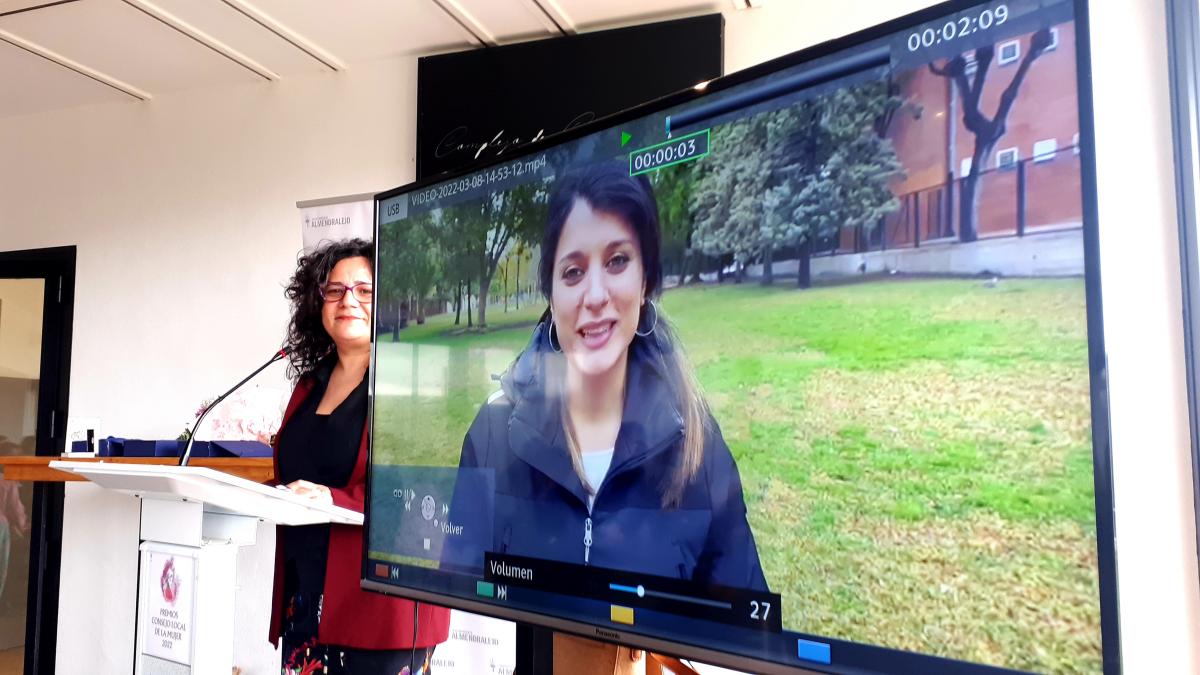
[960, 157, 973, 177]
[996, 147, 1019, 170]
[998, 40, 1021, 65]
[964, 53, 978, 76]
[1033, 139, 1058, 162]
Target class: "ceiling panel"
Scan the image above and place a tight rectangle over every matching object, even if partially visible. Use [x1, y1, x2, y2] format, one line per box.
[455, 0, 558, 43]
[0, 36, 131, 118]
[148, 0, 329, 77]
[0, 0, 58, 13]
[0, 0, 263, 94]
[246, 0, 474, 62]
[550, 0, 725, 30]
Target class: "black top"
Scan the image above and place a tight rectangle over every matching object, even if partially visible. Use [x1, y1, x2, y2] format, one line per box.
[277, 358, 367, 598]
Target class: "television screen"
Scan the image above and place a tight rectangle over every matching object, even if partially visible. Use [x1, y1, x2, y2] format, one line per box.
[367, 0, 1115, 672]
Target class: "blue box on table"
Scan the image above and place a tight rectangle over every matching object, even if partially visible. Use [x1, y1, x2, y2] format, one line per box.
[122, 440, 210, 457]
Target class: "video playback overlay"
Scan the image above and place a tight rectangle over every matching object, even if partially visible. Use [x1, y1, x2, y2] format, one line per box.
[482, 552, 783, 633]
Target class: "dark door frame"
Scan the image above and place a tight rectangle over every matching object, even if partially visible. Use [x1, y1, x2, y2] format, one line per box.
[1166, 0, 1200, 596]
[0, 245, 74, 675]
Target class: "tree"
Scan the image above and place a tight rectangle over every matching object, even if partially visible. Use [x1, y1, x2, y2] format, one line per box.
[930, 28, 1054, 242]
[690, 117, 776, 279]
[377, 218, 408, 341]
[434, 205, 478, 328]
[399, 213, 441, 324]
[690, 83, 902, 288]
[774, 83, 904, 287]
[652, 160, 702, 283]
[380, 212, 442, 334]
[470, 182, 548, 328]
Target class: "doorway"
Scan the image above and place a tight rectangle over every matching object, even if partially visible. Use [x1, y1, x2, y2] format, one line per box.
[0, 246, 74, 675]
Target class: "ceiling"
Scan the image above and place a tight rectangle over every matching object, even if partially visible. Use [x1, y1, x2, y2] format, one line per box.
[0, 0, 741, 119]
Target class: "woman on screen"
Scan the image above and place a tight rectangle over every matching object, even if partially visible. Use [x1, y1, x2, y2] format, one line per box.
[449, 162, 768, 592]
[271, 239, 448, 675]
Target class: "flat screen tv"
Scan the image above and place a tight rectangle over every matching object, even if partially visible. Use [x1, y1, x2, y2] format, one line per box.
[367, 1, 1116, 672]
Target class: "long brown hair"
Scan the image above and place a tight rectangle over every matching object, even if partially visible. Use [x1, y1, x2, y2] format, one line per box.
[539, 163, 709, 508]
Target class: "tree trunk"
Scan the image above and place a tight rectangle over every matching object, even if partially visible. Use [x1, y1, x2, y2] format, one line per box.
[416, 293, 426, 324]
[392, 301, 400, 342]
[466, 275, 473, 329]
[797, 238, 813, 289]
[515, 257, 520, 309]
[959, 143, 993, 243]
[454, 281, 463, 326]
[761, 245, 774, 286]
[478, 270, 493, 328]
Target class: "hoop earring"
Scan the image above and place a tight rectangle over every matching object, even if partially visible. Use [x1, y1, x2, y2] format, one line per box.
[635, 300, 659, 337]
[548, 314, 563, 353]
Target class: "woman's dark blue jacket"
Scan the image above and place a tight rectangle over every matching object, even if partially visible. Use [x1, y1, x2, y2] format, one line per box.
[443, 322, 769, 593]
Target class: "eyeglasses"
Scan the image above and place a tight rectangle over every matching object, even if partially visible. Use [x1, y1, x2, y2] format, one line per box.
[320, 282, 374, 303]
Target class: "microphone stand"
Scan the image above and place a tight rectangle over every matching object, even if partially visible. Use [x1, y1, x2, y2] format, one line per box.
[178, 349, 288, 467]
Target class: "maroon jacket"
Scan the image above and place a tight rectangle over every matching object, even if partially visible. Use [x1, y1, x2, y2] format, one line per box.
[269, 375, 451, 649]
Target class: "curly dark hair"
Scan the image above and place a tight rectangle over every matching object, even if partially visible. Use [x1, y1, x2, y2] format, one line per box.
[283, 238, 374, 380]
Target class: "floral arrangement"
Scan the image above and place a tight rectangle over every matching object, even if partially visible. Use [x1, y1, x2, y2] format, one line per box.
[179, 385, 287, 445]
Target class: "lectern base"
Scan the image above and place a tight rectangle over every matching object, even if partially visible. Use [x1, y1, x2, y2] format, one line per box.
[133, 498, 252, 675]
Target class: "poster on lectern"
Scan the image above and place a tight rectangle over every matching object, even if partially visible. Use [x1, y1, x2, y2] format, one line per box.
[142, 550, 196, 667]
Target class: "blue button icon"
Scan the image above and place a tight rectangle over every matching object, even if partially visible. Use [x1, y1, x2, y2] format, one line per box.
[797, 639, 831, 664]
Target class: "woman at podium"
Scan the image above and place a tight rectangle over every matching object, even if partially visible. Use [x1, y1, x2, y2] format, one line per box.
[271, 238, 449, 674]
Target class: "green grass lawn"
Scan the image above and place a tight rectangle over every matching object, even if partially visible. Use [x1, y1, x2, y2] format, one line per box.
[374, 278, 1100, 674]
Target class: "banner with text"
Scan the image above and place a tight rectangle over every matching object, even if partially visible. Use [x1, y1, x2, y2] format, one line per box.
[430, 610, 516, 675]
[299, 197, 374, 252]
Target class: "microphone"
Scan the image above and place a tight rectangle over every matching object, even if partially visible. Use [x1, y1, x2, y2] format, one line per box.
[178, 348, 288, 467]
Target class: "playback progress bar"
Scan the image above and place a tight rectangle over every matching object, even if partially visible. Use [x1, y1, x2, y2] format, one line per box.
[482, 551, 782, 631]
[609, 583, 733, 610]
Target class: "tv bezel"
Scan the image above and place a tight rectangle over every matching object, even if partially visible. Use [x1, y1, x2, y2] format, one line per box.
[365, 1, 1119, 673]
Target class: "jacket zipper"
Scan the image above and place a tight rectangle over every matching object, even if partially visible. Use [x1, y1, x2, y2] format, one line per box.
[578, 429, 680, 568]
[583, 516, 593, 565]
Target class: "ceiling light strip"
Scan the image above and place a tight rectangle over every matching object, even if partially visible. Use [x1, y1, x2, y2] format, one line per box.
[119, 0, 279, 81]
[429, 0, 495, 47]
[0, 0, 84, 19]
[528, 0, 575, 35]
[0, 27, 150, 100]
[218, 0, 344, 72]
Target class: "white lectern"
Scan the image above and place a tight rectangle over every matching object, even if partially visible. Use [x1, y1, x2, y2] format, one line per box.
[49, 461, 362, 675]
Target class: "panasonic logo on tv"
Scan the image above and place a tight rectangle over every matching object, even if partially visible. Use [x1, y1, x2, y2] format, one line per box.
[594, 628, 620, 641]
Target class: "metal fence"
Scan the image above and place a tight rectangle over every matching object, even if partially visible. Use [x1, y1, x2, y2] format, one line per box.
[813, 146, 1084, 257]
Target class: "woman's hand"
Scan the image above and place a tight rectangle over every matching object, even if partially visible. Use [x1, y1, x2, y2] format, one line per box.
[285, 480, 333, 505]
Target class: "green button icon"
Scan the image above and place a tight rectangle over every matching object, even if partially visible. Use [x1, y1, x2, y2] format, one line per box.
[476, 581, 495, 598]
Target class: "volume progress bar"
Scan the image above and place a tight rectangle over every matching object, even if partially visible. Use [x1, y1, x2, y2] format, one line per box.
[609, 583, 733, 610]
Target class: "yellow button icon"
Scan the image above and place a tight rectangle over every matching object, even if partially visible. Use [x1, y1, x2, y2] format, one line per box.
[610, 605, 634, 625]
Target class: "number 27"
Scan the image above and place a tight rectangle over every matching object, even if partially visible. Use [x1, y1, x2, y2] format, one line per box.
[750, 600, 771, 621]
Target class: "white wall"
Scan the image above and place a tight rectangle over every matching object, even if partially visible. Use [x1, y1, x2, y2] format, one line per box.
[0, 0, 1197, 672]
[0, 54, 418, 440]
[1088, 0, 1200, 672]
[0, 53, 420, 674]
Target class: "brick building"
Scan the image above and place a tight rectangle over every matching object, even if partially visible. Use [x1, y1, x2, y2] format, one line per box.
[830, 22, 1083, 253]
